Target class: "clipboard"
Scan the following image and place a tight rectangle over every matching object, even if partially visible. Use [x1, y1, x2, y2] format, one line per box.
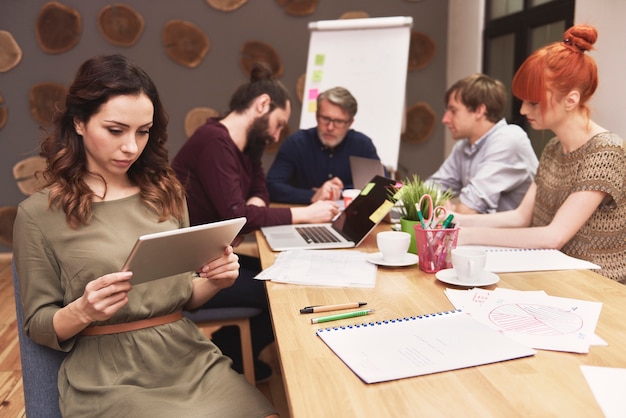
[121, 217, 246, 284]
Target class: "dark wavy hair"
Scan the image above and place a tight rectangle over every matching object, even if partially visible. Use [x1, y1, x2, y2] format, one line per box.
[41, 54, 185, 228]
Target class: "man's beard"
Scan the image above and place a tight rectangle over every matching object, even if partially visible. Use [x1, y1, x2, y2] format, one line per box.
[244, 114, 274, 160]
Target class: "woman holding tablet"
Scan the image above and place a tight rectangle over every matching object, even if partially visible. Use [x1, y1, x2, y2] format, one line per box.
[13, 54, 278, 417]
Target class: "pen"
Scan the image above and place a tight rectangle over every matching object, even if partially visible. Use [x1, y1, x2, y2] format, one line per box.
[441, 214, 455, 229]
[311, 309, 375, 324]
[300, 302, 367, 314]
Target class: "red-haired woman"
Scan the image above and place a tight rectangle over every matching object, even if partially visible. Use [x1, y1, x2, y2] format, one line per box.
[456, 24, 626, 284]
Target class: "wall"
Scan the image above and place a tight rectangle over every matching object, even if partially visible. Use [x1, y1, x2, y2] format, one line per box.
[0, 0, 449, 214]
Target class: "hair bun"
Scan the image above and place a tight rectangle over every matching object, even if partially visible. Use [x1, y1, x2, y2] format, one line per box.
[563, 24, 597, 53]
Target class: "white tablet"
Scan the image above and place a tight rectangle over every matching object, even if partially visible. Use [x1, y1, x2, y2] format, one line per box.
[121, 217, 246, 285]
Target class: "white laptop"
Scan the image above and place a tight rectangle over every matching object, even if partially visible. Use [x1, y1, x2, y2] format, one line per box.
[261, 176, 396, 251]
[349, 155, 385, 190]
[122, 217, 246, 284]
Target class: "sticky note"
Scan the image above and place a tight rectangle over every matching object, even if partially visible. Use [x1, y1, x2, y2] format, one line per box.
[312, 70, 323, 82]
[315, 54, 325, 66]
[308, 88, 319, 100]
[369, 201, 394, 224]
[307, 101, 317, 113]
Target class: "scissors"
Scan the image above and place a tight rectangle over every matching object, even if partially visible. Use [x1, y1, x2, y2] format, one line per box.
[416, 194, 447, 229]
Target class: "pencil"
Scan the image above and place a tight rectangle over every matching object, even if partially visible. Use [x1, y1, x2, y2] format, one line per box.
[300, 302, 367, 314]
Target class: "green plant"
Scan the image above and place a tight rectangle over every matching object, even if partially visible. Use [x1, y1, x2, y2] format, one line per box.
[390, 175, 454, 221]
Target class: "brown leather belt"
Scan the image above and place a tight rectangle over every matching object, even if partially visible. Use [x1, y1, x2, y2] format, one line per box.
[80, 311, 183, 336]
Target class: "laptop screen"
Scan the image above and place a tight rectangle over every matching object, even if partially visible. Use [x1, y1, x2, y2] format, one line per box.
[332, 175, 397, 244]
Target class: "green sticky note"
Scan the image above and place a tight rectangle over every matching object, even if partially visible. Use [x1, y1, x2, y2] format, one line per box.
[312, 70, 323, 82]
[315, 54, 325, 66]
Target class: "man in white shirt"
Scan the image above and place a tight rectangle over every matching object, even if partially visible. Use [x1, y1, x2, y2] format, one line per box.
[427, 73, 538, 214]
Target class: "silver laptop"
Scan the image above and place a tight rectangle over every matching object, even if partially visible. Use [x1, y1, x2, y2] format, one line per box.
[122, 217, 246, 284]
[350, 156, 385, 190]
[261, 176, 396, 251]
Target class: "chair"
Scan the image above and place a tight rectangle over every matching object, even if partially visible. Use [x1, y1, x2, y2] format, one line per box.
[184, 307, 261, 385]
[12, 261, 65, 418]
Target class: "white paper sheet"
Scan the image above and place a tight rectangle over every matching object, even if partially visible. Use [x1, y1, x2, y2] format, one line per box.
[255, 250, 377, 288]
[581, 366, 626, 418]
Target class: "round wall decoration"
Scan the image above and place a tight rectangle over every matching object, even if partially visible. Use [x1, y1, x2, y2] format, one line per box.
[97, 4, 144, 47]
[0, 94, 7, 129]
[295, 73, 306, 103]
[339, 11, 370, 19]
[401, 102, 437, 144]
[408, 31, 436, 71]
[275, 0, 318, 16]
[29, 82, 67, 126]
[206, 0, 249, 12]
[35, 1, 82, 54]
[240, 40, 283, 77]
[184, 107, 220, 138]
[13, 156, 48, 196]
[162, 20, 210, 69]
[0, 30, 22, 72]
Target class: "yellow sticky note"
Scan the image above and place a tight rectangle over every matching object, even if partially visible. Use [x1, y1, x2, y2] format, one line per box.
[312, 70, 323, 82]
[369, 201, 394, 224]
[361, 182, 375, 195]
[307, 101, 317, 113]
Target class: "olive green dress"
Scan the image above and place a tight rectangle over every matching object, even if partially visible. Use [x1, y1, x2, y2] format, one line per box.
[14, 191, 276, 418]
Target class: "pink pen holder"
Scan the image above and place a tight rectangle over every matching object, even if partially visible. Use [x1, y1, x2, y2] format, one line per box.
[413, 225, 459, 273]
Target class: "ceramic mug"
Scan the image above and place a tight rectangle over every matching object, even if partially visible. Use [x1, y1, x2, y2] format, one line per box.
[377, 231, 411, 263]
[451, 247, 487, 281]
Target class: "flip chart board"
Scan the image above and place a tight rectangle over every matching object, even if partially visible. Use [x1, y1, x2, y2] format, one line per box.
[299, 16, 413, 172]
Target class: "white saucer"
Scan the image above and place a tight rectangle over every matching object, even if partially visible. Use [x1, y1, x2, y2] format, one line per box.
[366, 252, 418, 267]
[435, 268, 500, 287]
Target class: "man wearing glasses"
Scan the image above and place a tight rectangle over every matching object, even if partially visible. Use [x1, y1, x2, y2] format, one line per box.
[267, 87, 382, 204]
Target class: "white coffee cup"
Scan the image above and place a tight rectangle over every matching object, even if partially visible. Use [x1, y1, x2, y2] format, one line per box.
[451, 248, 487, 281]
[342, 189, 361, 207]
[376, 231, 411, 263]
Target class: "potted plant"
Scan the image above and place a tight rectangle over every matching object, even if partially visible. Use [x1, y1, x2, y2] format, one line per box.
[390, 175, 454, 253]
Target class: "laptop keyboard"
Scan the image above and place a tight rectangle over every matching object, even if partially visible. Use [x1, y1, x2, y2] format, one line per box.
[295, 226, 341, 244]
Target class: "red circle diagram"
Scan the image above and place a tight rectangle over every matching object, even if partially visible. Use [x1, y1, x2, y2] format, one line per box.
[488, 304, 583, 336]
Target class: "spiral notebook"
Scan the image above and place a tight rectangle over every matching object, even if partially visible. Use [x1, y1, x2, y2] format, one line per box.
[316, 310, 535, 384]
[461, 246, 601, 273]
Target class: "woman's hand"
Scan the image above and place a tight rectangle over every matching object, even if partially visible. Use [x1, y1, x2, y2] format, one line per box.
[196, 245, 240, 290]
[186, 246, 240, 309]
[54, 272, 133, 341]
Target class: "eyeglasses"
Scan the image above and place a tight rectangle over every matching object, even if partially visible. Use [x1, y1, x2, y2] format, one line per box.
[317, 114, 351, 128]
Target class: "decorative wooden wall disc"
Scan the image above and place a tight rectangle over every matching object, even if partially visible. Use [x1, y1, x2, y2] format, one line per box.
[29, 82, 67, 126]
[275, 0, 318, 16]
[162, 20, 210, 68]
[98, 4, 144, 47]
[402, 102, 436, 144]
[206, 0, 248, 12]
[36, 2, 82, 54]
[240, 41, 283, 77]
[408, 31, 436, 71]
[296, 73, 305, 103]
[13, 156, 48, 196]
[340, 11, 370, 19]
[0, 30, 22, 72]
[0, 94, 7, 129]
[184, 107, 220, 138]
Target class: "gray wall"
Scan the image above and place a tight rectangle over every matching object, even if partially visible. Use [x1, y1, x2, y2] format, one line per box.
[0, 0, 448, 249]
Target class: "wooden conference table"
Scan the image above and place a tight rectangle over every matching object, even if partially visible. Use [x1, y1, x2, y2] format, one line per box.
[255, 223, 626, 417]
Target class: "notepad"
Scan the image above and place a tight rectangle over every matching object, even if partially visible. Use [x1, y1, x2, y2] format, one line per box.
[461, 246, 601, 273]
[316, 310, 535, 384]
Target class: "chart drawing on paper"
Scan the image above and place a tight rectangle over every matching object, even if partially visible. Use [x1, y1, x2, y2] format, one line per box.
[488, 304, 583, 336]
